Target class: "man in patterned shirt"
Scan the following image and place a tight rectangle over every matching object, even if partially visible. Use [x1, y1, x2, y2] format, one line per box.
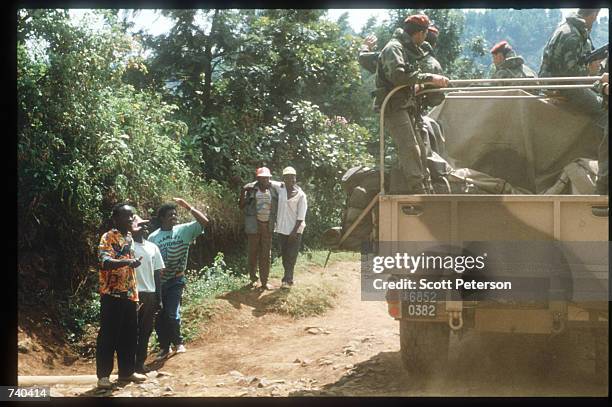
[149, 198, 209, 359]
[96, 203, 147, 389]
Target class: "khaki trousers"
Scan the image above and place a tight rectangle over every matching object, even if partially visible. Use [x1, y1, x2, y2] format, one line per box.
[247, 221, 272, 284]
[385, 108, 429, 193]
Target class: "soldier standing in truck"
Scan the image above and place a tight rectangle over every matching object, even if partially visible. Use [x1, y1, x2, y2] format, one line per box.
[374, 14, 450, 194]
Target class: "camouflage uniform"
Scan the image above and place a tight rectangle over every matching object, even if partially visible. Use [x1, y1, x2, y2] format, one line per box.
[358, 49, 378, 74]
[374, 30, 440, 193]
[539, 13, 593, 78]
[359, 36, 442, 76]
[419, 41, 443, 74]
[418, 41, 445, 108]
[539, 13, 606, 126]
[491, 51, 537, 85]
[595, 57, 608, 194]
[539, 13, 608, 193]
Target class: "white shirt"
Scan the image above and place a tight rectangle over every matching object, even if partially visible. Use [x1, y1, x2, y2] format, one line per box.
[133, 239, 165, 293]
[275, 185, 307, 235]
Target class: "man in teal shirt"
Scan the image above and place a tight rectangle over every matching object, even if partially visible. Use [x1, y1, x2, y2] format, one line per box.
[149, 198, 209, 359]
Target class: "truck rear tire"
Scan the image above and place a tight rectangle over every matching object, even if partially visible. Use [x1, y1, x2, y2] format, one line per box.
[400, 320, 450, 377]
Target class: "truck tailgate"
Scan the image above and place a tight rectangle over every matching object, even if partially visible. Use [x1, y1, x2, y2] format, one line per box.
[377, 194, 608, 310]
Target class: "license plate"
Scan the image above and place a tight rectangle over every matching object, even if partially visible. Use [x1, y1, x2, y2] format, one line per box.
[401, 290, 438, 318]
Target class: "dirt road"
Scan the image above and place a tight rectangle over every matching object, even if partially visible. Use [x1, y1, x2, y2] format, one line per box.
[35, 261, 607, 397]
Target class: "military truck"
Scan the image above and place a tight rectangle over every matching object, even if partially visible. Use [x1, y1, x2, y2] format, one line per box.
[347, 81, 609, 379]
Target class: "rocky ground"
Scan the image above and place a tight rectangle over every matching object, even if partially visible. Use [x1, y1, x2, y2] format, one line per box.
[19, 261, 608, 397]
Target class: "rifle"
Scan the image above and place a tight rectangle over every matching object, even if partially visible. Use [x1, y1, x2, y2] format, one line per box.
[580, 43, 609, 65]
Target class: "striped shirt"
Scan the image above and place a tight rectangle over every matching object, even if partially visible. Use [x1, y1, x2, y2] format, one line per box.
[255, 188, 272, 222]
[148, 221, 204, 284]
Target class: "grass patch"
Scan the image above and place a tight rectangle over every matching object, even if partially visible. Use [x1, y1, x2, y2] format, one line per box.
[263, 249, 357, 318]
[261, 277, 340, 318]
[181, 253, 249, 342]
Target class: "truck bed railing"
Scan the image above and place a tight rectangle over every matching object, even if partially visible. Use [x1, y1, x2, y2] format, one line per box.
[331, 76, 604, 255]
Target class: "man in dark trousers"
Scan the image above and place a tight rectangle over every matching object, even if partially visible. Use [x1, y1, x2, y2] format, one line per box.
[131, 214, 165, 373]
[274, 167, 307, 289]
[96, 203, 147, 389]
[596, 60, 608, 195]
[539, 8, 607, 195]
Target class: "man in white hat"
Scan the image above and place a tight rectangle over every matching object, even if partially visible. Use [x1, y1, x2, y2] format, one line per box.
[275, 166, 308, 288]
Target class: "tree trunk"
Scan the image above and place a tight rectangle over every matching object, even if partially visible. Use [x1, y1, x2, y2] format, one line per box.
[201, 9, 219, 116]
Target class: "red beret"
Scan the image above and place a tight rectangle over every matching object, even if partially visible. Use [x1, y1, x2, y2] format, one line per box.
[428, 26, 439, 36]
[490, 40, 512, 54]
[404, 14, 431, 29]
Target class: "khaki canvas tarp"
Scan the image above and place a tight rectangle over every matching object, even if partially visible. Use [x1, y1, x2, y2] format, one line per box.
[429, 89, 601, 193]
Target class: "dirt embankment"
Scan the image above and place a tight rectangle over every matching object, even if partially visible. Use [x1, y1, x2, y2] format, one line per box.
[20, 261, 608, 397]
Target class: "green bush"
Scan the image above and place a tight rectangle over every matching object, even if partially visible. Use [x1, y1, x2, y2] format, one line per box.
[17, 10, 247, 347]
[18, 10, 220, 290]
[62, 293, 100, 347]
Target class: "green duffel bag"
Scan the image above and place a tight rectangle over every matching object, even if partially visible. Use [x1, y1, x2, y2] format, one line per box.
[342, 166, 373, 193]
[342, 166, 381, 193]
[358, 172, 382, 192]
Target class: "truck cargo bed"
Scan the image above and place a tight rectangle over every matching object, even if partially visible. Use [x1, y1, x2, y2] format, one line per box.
[378, 194, 608, 242]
